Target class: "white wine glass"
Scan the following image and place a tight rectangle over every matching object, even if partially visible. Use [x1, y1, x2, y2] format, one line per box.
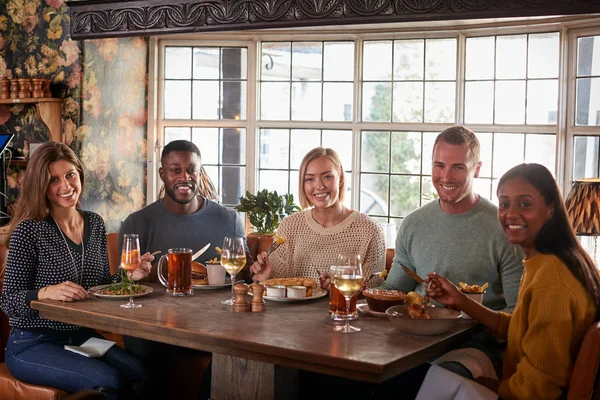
[331, 254, 363, 333]
[120, 234, 142, 309]
[220, 236, 246, 306]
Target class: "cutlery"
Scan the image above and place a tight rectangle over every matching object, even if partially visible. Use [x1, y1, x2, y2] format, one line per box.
[150, 250, 161, 257]
[192, 243, 211, 261]
[400, 263, 425, 283]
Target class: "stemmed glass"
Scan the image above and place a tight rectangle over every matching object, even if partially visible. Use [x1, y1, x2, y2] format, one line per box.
[120, 234, 142, 309]
[330, 254, 363, 333]
[220, 236, 246, 306]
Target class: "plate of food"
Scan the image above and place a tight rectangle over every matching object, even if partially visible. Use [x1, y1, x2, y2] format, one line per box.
[191, 261, 231, 289]
[253, 278, 326, 302]
[89, 283, 153, 299]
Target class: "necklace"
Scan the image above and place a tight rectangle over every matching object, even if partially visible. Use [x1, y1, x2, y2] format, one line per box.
[54, 218, 85, 286]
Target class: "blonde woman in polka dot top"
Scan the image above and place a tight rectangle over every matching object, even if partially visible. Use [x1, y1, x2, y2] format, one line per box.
[0, 142, 151, 396]
[250, 147, 386, 288]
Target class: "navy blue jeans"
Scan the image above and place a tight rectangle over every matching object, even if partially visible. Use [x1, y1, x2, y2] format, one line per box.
[6, 328, 149, 394]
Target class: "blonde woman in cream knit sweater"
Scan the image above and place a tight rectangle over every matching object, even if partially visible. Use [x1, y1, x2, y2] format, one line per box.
[250, 147, 386, 288]
[426, 163, 600, 400]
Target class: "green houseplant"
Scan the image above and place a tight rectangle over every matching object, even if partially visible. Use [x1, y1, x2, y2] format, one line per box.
[235, 189, 301, 235]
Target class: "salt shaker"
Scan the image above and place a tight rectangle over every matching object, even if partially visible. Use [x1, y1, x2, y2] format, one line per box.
[249, 283, 266, 312]
[232, 283, 250, 312]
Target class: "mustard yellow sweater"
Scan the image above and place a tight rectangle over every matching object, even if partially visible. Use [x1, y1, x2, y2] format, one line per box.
[497, 253, 596, 400]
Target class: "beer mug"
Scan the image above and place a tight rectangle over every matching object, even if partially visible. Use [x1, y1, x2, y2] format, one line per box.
[158, 248, 194, 296]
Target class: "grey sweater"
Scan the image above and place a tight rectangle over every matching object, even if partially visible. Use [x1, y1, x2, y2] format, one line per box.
[380, 197, 523, 311]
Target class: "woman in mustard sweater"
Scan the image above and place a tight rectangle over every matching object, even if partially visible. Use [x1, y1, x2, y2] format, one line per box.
[427, 163, 600, 399]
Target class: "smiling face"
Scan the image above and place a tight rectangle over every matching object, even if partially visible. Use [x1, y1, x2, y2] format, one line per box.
[497, 176, 555, 257]
[46, 159, 82, 211]
[159, 150, 201, 205]
[431, 141, 482, 214]
[303, 156, 343, 210]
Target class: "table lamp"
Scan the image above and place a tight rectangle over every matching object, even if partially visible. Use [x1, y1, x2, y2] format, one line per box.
[565, 178, 600, 260]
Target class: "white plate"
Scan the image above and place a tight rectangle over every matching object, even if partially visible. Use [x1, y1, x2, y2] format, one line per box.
[193, 278, 231, 290]
[251, 288, 327, 302]
[89, 284, 153, 299]
[356, 299, 387, 317]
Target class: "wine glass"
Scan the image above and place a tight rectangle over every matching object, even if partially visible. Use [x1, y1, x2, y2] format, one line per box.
[120, 234, 142, 309]
[330, 254, 363, 333]
[220, 236, 247, 306]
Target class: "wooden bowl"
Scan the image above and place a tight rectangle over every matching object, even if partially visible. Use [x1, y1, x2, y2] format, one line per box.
[363, 288, 406, 312]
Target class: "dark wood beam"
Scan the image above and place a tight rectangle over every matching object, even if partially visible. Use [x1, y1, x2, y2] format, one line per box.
[66, 0, 600, 40]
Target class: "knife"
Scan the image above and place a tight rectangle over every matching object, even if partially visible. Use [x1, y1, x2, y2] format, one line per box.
[192, 243, 211, 261]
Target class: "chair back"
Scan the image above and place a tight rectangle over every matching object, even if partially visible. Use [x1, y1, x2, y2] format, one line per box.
[106, 233, 120, 275]
[0, 244, 9, 362]
[567, 321, 600, 399]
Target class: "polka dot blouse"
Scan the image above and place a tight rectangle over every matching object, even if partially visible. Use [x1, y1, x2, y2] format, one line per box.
[0, 211, 111, 331]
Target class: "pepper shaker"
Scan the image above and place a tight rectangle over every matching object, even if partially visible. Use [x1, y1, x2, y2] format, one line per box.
[250, 283, 266, 312]
[232, 283, 250, 312]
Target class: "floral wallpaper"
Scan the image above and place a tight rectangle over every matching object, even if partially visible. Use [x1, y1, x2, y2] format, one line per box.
[0, 0, 148, 233]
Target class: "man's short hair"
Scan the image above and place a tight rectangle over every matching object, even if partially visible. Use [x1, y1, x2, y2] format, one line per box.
[433, 125, 480, 166]
[161, 140, 202, 164]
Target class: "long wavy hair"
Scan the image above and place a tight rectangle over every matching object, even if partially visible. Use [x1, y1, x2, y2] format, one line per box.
[6, 142, 85, 247]
[498, 163, 600, 317]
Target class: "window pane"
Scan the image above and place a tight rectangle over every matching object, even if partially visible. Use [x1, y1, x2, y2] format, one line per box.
[193, 48, 219, 79]
[425, 38, 456, 81]
[464, 81, 494, 124]
[576, 78, 600, 126]
[424, 82, 455, 123]
[495, 81, 525, 124]
[466, 36, 494, 80]
[390, 175, 420, 217]
[164, 81, 191, 119]
[259, 170, 290, 194]
[363, 82, 392, 122]
[474, 178, 492, 201]
[526, 80, 557, 124]
[360, 174, 389, 215]
[192, 81, 219, 119]
[291, 82, 322, 121]
[261, 42, 291, 81]
[363, 41, 393, 81]
[191, 128, 219, 164]
[291, 130, 320, 168]
[222, 48, 247, 79]
[221, 128, 246, 165]
[165, 127, 190, 143]
[165, 47, 191, 79]
[393, 82, 423, 122]
[323, 82, 353, 121]
[323, 42, 354, 81]
[221, 81, 247, 120]
[391, 131, 421, 174]
[577, 36, 600, 76]
[421, 177, 436, 206]
[525, 134, 555, 174]
[292, 42, 322, 81]
[573, 136, 600, 180]
[290, 171, 299, 201]
[528, 32, 559, 79]
[475, 132, 493, 178]
[259, 129, 289, 169]
[221, 166, 245, 205]
[322, 130, 352, 169]
[496, 35, 527, 79]
[493, 133, 524, 177]
[393, 39, 424, 80]
[362, 131, 389, 173]
[260, 82, 290, 120]
[421, 132, 437, 175]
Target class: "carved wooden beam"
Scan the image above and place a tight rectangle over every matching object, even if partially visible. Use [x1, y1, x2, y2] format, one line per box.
[66, 0, 600, 40]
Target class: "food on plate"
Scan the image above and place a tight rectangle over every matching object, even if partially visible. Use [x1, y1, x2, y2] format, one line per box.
[459, 281, 488, 293]
[363, 288, 406, 312]
[379, 269, 388, 280]
[215, 247, 223, 254]
[407, 303, 431, 320]
[192, 262, 208, 285]
[95, 282, 145, 296]
[206, 257, 220, 264]
[260, 277, 317, 297]
[405, 291, 424, 306]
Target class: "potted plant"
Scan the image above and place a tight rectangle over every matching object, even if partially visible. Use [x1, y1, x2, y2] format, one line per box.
[236, 189, 300, 235]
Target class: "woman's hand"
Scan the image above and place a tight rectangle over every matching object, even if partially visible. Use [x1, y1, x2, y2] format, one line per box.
[426, 273, 466, 309]
[130, 252, 154, 281]
[38, 281, 88, 302]
[250, 252, 273, 282]
[320, 271, 331, 291]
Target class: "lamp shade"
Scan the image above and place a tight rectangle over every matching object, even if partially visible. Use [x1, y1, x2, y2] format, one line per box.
[565, 178, 600, 236]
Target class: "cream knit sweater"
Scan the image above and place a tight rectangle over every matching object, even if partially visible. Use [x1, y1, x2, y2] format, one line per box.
[268, 209, 386, 287]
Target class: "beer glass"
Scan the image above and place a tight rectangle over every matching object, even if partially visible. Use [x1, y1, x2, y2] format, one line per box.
[220, 237, 246, 305]
[157, 248, 194, 296]
[120, 234, 142, 308]
[330, 254, 363, 333]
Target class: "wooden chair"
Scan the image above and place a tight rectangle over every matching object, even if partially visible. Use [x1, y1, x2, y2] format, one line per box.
[105, 232, 119, 275]
[567, 320, 600, 399]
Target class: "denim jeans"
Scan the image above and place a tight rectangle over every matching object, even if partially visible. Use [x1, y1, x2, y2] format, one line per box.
[6, 328, 149, 394]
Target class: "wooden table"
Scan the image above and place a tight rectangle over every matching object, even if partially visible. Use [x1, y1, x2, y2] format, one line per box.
[32, 283, 479, 400]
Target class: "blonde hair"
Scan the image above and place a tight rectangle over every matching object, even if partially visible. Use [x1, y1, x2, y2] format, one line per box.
[297, 147, 345, 209]
[6, 142, 85, 246]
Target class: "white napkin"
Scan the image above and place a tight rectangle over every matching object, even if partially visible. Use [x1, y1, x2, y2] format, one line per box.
[64, 337, 116, 358]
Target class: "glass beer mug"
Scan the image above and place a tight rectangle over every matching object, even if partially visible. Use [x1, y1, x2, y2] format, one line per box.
[158, 248, 194, 296]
